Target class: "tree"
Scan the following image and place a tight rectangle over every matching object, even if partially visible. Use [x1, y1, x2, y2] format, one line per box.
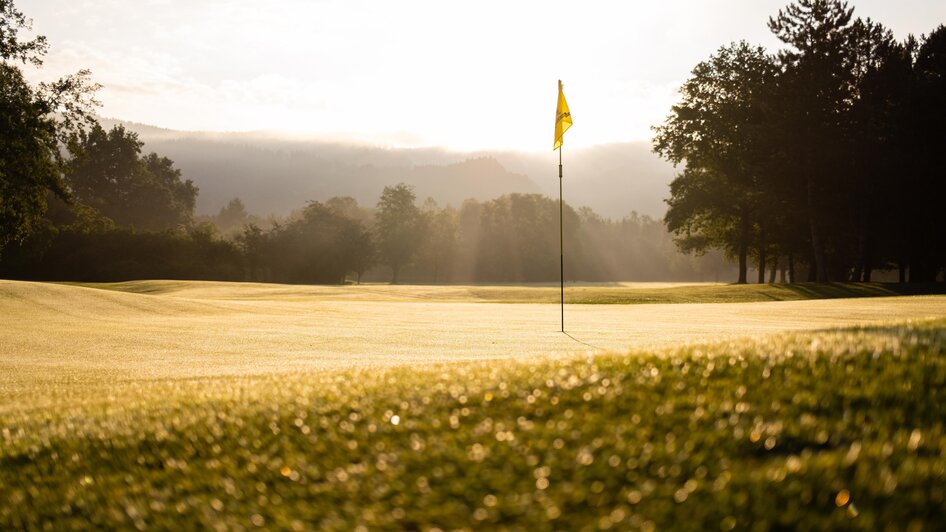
[324, 196, 374, 282]
[0, 1, 47, 65]
[258, 201, 374, 284]
[236, 223, 266, 281]
[335, 218, 375, 284]
[414, 199, 458, 282]
[843, 20, 911, 281]
[374, 183, 425, 284]
[213, 197, 250, 235]
[0, 0, 98, 254]
[904, 25, 946, 282]
[768, 0, 858, 281]
[65, 124, 197, 231]
[475, 194, 580, 282]
[653, 42, 778, 283]
[141, 152, 197, 228]
[325, 196, 372, 226]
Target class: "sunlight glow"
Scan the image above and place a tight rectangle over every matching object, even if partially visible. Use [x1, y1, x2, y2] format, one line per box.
[20, 0, 946, 151]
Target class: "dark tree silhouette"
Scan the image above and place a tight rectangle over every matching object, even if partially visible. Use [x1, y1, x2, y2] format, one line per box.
[374, 183, 425, 284]
[655, 1, 946, 284]
[0, 0, 98, 254]
[768, 0, 858, 282]
[65, 124, 198, 231]
[654, 42, 777, 283]
[414, 199, 459, 283]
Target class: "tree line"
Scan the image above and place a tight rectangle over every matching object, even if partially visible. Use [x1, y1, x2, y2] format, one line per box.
[653, 0, 946, 283]
[0, 0, 727, 285]
[0, 169, 730, 283]
[221, 188, 729, 285]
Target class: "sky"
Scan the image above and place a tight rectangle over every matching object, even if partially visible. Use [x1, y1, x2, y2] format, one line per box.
[19, 0, 946, 152]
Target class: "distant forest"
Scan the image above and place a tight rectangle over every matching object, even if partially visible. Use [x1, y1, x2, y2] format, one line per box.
[0, 0, 728, 285]
[0, 121, 731, 283]
[3, 0, 943, 285]
[654, 0, 946, 283]
[1, 114, 725, 285]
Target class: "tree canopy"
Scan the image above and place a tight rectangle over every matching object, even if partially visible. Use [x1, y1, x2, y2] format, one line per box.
[65, 124, 198, 231]
[375, 183, 426, 284]
[0, 0, 97, 254]
[654, 41, 777, 283]
[655, 0, 946, 283]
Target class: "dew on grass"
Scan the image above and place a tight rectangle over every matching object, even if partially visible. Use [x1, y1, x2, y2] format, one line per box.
[836, 489, 851, 506]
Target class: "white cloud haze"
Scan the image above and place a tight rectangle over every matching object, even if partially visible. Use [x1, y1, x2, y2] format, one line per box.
[19, 0, 946, 151]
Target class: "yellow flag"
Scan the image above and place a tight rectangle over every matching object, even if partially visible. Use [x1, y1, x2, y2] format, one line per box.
[553, 79, 572, 150]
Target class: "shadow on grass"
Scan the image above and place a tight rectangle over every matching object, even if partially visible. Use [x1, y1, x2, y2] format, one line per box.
[562, 331, 604, 351]
[778, 282, 946, 299]
[568, 282, 946, 305]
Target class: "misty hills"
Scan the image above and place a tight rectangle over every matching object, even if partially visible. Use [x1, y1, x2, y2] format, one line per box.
[99, 118, 676, 220]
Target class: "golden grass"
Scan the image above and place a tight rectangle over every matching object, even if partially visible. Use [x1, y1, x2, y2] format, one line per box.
[2, 279, 946, 528]
[3, 279, 945, 390]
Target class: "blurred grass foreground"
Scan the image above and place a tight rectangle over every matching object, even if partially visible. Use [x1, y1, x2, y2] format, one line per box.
[2, 317, 944, 529]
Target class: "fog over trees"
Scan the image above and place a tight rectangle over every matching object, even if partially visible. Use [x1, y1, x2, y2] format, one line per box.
[2, 0, 943, 285]
[94, 118, 675, 222]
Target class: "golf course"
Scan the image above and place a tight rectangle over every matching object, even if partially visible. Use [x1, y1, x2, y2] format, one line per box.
[4, 0, 946, 528]
[2, 280, 945, 529]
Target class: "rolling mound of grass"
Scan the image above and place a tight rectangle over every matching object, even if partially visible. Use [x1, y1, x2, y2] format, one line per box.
[68, 279, 946, 305]
[471, 281, 946, 305]
[8, 279, 946, 387]
[2, 319, 944, 529]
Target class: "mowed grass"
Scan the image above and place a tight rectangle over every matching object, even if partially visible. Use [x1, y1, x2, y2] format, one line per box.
[1, 319, 945, 529]
[5, 280, 946, 386]
[66, 278, 946, 305]
[2, 280, 946, 529]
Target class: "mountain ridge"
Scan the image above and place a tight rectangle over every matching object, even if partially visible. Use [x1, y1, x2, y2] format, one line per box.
[98, 118, 676, 219]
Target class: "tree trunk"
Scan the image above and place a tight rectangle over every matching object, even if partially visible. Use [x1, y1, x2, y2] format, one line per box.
[851, 255, 863, 282]
[738, 251, 748, 284]
[788, 252, 795, 284]
[851, 227, 866, 281]
[910, 262, 919, 283]
[807, 176, 828, 282]
[863, 266, 871, 282]
[391, 263, 400, 284]
[757, 228, 766, 284]
[769, 256, 778, 284]
[853, 185, 870, 282]
[899, 260, 906, 284]
[737, 212, 750, 284]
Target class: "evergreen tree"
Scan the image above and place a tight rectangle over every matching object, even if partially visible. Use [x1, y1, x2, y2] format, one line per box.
[374, 183, 425, 284]
[768, 0, 857, 281]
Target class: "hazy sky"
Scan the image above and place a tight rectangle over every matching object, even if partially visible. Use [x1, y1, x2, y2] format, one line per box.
[19, 0, 946, 151]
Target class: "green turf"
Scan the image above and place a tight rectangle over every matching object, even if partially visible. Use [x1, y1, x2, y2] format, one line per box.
[66, 279, 946, 305]
[2, 318, 944, 530]
[473, 281, 946, 304]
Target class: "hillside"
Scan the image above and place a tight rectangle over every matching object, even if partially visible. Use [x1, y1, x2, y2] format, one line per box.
[100, 119, 676, 218]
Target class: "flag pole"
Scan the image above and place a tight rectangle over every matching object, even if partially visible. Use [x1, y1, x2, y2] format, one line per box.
[555, 78, 570, 334]
[559, 144, 564, 333]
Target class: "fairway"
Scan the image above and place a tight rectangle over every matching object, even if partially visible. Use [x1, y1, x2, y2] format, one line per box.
[3, 279, 946, 385]
[3, 279, 946, 529]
